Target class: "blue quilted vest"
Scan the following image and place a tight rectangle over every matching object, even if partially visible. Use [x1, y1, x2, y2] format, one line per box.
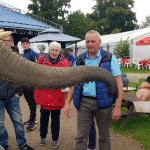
[73, 48, 116, 110]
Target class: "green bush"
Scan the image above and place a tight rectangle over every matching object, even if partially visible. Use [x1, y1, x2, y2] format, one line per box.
[114, 38, 129, 58]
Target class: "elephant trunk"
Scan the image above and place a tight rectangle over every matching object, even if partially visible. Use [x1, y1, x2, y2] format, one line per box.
[0, 40, 118, 97]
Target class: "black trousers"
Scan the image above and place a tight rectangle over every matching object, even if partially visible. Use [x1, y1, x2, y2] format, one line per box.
[23, 88, 36, 122]
[40, 108, 61, 141]
[88, 120, 96, 149]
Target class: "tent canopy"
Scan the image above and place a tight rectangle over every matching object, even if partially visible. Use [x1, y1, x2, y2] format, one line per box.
[68, 27, 150, 49]
[30, 32, 80, 42]
[40, 27, 61, 34]
[136, 37, 150, 46]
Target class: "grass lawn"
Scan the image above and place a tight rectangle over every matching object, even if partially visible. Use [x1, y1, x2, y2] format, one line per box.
[121, 66, 150, 73]
[110, 71, 150, 150]
[111, 116, 150, 149]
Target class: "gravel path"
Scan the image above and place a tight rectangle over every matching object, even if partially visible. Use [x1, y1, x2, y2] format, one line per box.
[127, 73, 149, 79]
[4, 96, 146, 150]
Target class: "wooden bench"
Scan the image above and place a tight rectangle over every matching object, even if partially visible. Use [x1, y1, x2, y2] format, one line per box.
[119, 93, 150, 129]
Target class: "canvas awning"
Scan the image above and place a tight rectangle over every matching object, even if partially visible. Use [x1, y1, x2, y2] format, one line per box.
[136, 37, 150, 46]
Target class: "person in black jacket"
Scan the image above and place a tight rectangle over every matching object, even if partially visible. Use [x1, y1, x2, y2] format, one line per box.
[0, 31, 34, 150]
[21, 37, 39, 131]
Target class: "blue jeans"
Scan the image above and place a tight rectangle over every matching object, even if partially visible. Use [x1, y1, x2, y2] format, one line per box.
[0, 96, 26, 148]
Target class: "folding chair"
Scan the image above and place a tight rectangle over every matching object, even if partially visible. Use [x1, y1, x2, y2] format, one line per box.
[124, 59, 132, 68]
[134, 59, 143, 70]
[118, 58, 123, 67]
[147, 64, 150, 70]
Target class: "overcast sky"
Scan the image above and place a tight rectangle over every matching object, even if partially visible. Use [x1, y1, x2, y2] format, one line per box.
[1, 0, 150, 24]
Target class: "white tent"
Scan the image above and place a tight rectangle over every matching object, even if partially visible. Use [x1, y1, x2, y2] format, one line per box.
[67, 27, 150, 58]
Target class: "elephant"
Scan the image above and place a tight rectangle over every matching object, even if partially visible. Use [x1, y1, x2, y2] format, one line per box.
[0, 40, 118, 98]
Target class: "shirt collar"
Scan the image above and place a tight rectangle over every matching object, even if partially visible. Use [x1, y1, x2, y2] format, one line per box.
[86, 48, 101, 59]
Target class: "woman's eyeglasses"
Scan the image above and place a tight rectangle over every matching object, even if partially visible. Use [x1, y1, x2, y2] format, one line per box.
[50, 49, 60, 53]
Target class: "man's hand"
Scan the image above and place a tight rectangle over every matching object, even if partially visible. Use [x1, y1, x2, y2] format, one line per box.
[63, 103, 71, 119]
[112, 107, 121, 121]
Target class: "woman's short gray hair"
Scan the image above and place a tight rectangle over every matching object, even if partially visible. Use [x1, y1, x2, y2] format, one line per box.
[37, 44, 46, 51]
[49, 41, 61, 51]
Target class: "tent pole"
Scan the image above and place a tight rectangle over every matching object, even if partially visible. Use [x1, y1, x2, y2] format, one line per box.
[75, 42, 78, 58]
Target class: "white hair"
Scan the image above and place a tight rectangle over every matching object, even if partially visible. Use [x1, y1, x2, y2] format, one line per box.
[49, 41, 61, 51]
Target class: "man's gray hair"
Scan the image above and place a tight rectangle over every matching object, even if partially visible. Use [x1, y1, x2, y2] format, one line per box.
[49, 41, 61, 51]
[85, 30, 101, 40]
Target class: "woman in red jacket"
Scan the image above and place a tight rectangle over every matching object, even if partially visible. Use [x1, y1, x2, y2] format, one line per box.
[34, 41, 70, 149]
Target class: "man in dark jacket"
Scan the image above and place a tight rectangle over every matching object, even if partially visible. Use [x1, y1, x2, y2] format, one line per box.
[0, 31, 34, 150]
[64, 30, 123, 150]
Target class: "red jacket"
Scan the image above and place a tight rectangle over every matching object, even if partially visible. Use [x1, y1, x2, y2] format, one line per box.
[34, 55, 70, 110]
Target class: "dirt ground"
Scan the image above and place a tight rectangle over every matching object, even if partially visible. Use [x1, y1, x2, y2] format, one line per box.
[127, 73, 149, 80]
[5, 96, 145, 150]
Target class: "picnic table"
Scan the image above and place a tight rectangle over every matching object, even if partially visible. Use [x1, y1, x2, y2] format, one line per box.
[119, 93, 150, 129]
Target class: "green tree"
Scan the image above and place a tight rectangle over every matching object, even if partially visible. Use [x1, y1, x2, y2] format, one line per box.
[139, 16, 150, 28]
[28, 0, 39, 14]
[88, 0, 137, 35]
[114, 39, 129, 58]
[64, 10, 91, 39]
[27, 0, 71, 24]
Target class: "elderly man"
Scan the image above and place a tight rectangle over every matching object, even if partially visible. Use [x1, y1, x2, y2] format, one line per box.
[64, 30, 123, 150]
[37, 44, 46, 56]
[0, 30, 34, 150]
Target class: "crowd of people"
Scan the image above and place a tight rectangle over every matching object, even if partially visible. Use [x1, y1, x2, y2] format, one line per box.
[0, 29, 149, 150]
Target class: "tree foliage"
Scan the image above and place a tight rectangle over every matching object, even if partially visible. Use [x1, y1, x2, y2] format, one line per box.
[139, 16, 150, 28]
[114, 39, 129, 58]
[27, 0, 138, 39]
[64, 10, 91, 39]
[28, 0, 71, 24]
[88, 0, 137, 35]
